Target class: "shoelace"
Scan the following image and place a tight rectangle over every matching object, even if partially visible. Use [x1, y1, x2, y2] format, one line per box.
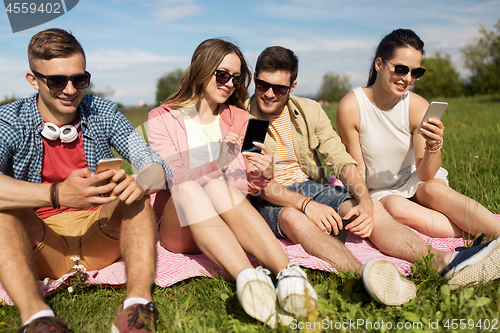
[256, 266, 271, 276]
[126, 303, 158, 331]
[455, 233, 486, 251]
[277, 263, 307, 280]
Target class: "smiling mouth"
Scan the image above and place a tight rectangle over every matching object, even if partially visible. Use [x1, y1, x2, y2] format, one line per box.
[395, 82, 407, 90]
[261, 97, 275, 105]
[58, 96, 77, 104]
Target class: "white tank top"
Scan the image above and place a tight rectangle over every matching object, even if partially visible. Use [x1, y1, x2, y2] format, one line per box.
[353, 87, 448, 199]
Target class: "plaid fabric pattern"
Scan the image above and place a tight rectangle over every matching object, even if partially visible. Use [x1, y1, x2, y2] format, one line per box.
[0, 94, 172, 182]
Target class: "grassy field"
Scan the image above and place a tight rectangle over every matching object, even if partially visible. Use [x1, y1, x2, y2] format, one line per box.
[1, 95, 499, 332]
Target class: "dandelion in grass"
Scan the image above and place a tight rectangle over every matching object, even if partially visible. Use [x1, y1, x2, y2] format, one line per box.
[68, 286, 74, 294]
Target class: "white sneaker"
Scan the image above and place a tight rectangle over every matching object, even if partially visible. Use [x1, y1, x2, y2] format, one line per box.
[443, 234, 500, 290]
[236, 266, 292, 328]
[276, 263, 318, 317]
[362, 259, 416, 306]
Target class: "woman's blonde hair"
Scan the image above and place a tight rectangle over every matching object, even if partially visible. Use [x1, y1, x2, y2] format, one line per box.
[165, 38, 251, 110]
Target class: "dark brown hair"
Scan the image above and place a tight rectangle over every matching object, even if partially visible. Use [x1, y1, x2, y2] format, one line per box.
[255, 46, 299, 85]
[367, 29, 424, 86]
[28, 28, 86, 70]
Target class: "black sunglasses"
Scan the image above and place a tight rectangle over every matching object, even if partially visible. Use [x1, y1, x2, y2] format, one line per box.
[32, 70, 91, 90]
[214, 70, 243, 87]
[254, 78, 291, 96]
[383, 60, 426, 81]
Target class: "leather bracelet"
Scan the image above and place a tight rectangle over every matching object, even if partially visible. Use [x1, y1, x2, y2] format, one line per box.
[51, 182, 60, 209]
[301, 197, 313, 213]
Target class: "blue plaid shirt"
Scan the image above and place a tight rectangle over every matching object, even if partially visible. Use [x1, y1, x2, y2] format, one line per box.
[0, 94, 173, 183]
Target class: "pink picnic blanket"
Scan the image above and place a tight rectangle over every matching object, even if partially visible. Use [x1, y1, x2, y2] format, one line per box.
[0, 230, 466, 306]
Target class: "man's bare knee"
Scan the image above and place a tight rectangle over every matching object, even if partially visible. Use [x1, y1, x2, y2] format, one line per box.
[99, 195, 154, 239]
[0, 209, 44, 246]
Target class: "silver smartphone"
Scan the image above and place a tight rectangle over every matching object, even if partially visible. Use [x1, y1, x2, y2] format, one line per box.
[95, 158, 123, 187]
[417, 101, 448, 134]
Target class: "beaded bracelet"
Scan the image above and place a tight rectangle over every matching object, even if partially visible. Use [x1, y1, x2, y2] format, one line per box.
[425, 138, 443, 153]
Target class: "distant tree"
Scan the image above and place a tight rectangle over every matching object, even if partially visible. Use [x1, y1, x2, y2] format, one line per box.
[316, 72, 352, 103]
[412, 52, 462, 99]
[85, 82, 114, 99]
[156, 68, 184, 105]
[461, 19, 500, 95]
[0, 95, 18, 106]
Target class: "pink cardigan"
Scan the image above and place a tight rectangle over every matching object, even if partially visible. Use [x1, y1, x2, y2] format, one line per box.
[148, 103, 270, 220]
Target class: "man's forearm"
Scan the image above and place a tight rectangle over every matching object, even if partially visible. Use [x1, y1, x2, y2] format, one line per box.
[258, 180, 309, 210]
[0, 174, 51, 210]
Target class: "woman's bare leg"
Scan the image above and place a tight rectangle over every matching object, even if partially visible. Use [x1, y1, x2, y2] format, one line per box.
[414, 179, 500, 239]
[381, 194, 464, 238]
[204, 179, 290, 276]
[159, 181, 253, 278]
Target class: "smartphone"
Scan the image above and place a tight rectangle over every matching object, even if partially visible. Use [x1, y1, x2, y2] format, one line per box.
[95, 158, 123, 187]
[96, 157, 123, 173]
[417, 101, 448, 134]
[241, 118, 270, 153]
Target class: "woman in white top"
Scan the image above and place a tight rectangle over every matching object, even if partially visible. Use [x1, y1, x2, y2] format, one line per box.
[148, 38, 316, 327]
[336, 29, 499, 239]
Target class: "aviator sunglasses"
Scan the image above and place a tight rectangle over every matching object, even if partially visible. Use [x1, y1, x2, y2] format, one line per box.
[383, 60, 426, 81]
[214, 70, 243, 87]
[254, 78, 291, 96]
[31, 70, 91, 90]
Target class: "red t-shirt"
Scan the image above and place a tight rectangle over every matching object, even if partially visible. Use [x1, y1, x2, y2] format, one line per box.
[36, 115, 99, 219]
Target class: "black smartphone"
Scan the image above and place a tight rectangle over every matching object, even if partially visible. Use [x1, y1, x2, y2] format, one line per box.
[241, 118, 270, 153]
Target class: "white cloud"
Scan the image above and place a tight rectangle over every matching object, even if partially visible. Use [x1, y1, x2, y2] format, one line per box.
[85, 49, 190, 105]
[150, 0, 201, 22]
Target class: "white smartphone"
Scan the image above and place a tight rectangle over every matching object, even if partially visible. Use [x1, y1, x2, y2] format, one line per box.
[417, 101, 448, 134]
[95, 158, 123, 187]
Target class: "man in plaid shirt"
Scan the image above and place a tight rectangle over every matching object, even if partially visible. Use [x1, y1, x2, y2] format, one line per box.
[0, 28, 172, 332]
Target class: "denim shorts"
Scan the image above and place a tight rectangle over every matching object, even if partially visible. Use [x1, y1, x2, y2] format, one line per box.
[251, 180, 353, 240]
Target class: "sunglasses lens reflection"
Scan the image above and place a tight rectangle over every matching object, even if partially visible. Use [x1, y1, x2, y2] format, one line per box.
[215, 70, 241, 87]
[394, 65, 410, 77]
[255, 80, 270, 92]
[47, 77, 68, 90]
[215, 72, 230, 84]
[393, 65, 425, 80]
[273, 86, 288, 96]
[72, 75, 91, 88]
[255, 79, 288, 96]
[47, 74, 90, 90]
[412, 68, 426, 80]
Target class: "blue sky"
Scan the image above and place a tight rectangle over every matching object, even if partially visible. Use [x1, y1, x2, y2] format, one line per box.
[1, 0, 499, 106]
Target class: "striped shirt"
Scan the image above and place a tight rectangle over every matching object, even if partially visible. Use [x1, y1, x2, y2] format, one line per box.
[265, 106, 309, 186]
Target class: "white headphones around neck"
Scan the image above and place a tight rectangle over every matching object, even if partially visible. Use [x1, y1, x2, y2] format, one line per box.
[41, 121, 81, 143]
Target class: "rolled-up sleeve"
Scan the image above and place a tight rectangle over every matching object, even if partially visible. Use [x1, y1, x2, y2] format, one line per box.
[110, 110, 173, 180]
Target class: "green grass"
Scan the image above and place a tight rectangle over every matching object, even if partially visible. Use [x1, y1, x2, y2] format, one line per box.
[2, 95, 500, 332]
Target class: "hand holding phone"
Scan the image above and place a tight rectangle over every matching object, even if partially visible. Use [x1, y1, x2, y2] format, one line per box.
[95, 158, 122, 187]
[241, 118, 270, 153]
[417, 101, 448, 134]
